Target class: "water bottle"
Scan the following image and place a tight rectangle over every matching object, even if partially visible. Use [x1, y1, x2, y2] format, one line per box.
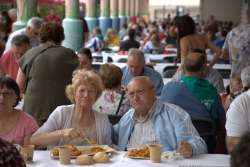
[144, 46, 150, 63]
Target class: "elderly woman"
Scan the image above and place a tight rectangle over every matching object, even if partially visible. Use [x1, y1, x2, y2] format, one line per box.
[93, 64, 131, 115]
[30, 69, 112, 150]
[0, 76, 39, 145]
[16, 22, 79, 126]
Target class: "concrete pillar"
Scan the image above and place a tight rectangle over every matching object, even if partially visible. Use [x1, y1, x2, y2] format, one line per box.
[14, 0, 37, 31]
[118, 0, 126, 30]
[99, 0, 112, 36]
[135, 0, 140, 17]
[130, 0, 136, 23]
[85, 0, 99, 37]
[140, 0, 148, 22]
[62, 0, 83, 51]
[111, 0, 119, 34]
[125, 0, 130, 24]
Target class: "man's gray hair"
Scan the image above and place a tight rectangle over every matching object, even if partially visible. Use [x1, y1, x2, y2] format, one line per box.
[11, 34, 30, 46]
[8, 8, 17, 19]
[241, 66, 250, 87]
[128, 76, 155, 89]
[128, 48, 145, 61]
[27, 17, 43, 29]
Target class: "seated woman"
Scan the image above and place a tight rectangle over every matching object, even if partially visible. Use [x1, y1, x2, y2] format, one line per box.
[77, 48, 98, 73]
[105, 28, 120, 47]
[92, 64, 131, 115]
[0, 76, 39, 145]
[144, 33, 165, 54]
[30, 69, 112, 150]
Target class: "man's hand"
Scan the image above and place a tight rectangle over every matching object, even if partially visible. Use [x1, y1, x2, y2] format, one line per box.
[178, 141, 193, 158]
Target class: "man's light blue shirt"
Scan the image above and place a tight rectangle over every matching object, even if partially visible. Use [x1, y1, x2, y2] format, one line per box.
[111, 98, 207, 156]
[121, 66, 164, 96]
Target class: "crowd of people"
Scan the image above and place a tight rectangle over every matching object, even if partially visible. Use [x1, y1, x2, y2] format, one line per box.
[0, 6, 250, 167]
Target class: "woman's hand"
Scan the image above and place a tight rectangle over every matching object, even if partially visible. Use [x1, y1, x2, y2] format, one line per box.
[61, 127, 84, 140]
[8, 139, 18, 144]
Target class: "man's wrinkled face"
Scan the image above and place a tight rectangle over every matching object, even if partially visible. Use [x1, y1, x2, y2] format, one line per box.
[127, 56, 144, 77]
[128, 79, 156, 113]
[12, 43, 30, 60]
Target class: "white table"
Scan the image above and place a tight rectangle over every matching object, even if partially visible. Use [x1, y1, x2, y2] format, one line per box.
[92, 62, 231, 77]
[27, 151, 230, 167]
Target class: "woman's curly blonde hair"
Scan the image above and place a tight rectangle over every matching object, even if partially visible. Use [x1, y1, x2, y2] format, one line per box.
[65, 69, 102, 104]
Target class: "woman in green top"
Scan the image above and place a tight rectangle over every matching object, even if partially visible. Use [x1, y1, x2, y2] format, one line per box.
[16, 22, 79, 126]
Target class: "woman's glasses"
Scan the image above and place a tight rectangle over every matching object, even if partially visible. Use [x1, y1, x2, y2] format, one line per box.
[0, 91, 15, 98]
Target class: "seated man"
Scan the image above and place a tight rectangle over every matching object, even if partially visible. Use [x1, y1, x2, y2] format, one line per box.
[0, 34, 30, 80]
[119, 29, 140, 51]
[85, 27, 108, 51]
[161, 49, 227, 154]
[226, 89, 250, 153]
[112, 76, 207, 157]
[172, 52, 225, 94]
[121, 49, 163, 96]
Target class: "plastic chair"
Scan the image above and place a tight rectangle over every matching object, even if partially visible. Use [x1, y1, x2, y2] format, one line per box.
[218, 69, 231, 79]
[163, 66, 178, 78]
[117, 58, 127, 63]
[92, 56, 113, 62]
[163, 69, 176, 78]
[151, 59, 170, 63]
[108, 114, 122, 125]
[191, 118, 217, 153]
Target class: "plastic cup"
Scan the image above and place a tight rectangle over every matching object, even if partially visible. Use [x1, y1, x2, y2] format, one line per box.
[20, 145, 34, 163]
[220, 93, 228, 105]
[102, 51, 108, 63]
[21, 154, 28, 164]
[145, 54, 150, 63]
[59, 146, 71, 165]
[149, 144, 162, 163]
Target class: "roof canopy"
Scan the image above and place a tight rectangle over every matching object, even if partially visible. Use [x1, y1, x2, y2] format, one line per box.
[0, 0, 86, 6]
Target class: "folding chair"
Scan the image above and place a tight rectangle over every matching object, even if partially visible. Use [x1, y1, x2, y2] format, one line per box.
[163, 66, 179, 78]
[218, 69, 231, 79]
[191, 118, 217, 153]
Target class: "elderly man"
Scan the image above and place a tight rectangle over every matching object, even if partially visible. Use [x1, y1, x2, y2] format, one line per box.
[4, 17, 43, 53]
[112, 76, 207, 157]
[220, 7, 250, 78]
[172, 51, 225, 94]
[226, 67, 250, 153]
[85, 27, 108, 51]
[0, 35, 30, 80]
[121, 49, 164, 96]
[161, 49, 226, 154]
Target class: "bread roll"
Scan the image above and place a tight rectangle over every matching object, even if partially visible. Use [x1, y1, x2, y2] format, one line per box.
[93, 152, 110, 163]
[75, 155, 93, 165]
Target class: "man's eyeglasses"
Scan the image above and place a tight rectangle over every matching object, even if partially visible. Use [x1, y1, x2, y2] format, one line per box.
[0, 91, 15, 98]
